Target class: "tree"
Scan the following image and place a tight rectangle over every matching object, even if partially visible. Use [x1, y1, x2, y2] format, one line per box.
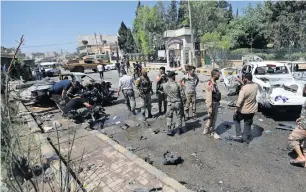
[118, 21, 128, 53]
[166, 0, 178, 30]
[227, 3, 233, 22]
[201, 32, 232, 67]
[135, 1, 141, 16]
[126, 28, 136, 53]
[177, 0, 189, 27]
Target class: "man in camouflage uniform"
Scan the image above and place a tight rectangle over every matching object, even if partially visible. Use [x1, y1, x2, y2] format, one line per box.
[156, 67, 168, 116]
[179, 66, 199, 119]
[163, 71, 186, 136]
[287, 100, 306, 167]
[204, 69, 221, 139]
[136, 69, 153, 118]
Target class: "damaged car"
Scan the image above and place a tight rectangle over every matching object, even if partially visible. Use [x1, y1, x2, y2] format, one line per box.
[283, 61, 306, 81]
[18, 72, 117, 106]
[223, 62, 306, 111]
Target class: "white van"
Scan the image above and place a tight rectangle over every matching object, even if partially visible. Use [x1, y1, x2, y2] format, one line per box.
[40, 62, 62, 77]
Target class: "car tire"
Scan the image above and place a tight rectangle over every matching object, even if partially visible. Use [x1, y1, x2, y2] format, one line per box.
[107, 67, 111, 70]
[92, 69, 97, 72]
[47, 71, 54, 77]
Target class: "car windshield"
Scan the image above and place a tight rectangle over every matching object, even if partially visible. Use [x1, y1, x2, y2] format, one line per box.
[254, 65, 289, 75]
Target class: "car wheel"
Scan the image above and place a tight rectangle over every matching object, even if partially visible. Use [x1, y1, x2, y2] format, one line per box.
[92, 69, 97, 72]
[107, 67, 111, 70]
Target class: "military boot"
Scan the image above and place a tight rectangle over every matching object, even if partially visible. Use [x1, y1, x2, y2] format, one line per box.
[147, 110, 153, 118]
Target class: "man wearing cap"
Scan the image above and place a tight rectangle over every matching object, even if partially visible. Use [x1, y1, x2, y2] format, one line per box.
[180, 66, 199, 119]
[136, 69, 153, 118]
[163, 71, 186, 136]
[203, 69, 221, 139]
[156, 67, 168, 116]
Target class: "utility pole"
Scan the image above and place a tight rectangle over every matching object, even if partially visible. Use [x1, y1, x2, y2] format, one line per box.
[188, 0, 196, 67]
[94, 33, 100, 54]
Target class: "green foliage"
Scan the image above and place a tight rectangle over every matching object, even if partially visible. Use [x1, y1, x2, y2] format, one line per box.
[131, 0, 306, 55]
[165, 0, 178, 30]
[201, 32, 232, 60]
[118, 21, 136, 53]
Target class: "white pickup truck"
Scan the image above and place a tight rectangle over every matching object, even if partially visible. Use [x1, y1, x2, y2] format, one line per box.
[222, 61, 306, 109]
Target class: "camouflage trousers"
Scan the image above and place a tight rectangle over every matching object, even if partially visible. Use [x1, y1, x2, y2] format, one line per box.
[166, 101, 184, 130]
[140, 93, 152, 113]
[204, 102, 219, 132]
[157, 92, 167, 113]
[185, 93, 196, 115]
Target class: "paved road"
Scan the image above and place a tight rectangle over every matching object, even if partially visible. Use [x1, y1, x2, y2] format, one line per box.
[81, 69, 305, 192]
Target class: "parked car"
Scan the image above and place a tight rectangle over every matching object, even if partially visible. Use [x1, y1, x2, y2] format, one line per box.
[222, 61, 306, 110]
[105, 64, 116, 70]
[40, 62, 62, 77]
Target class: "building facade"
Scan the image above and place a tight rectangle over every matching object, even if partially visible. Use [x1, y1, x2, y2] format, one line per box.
[163, 27, 201, 68]
[77, 34, 120, 57]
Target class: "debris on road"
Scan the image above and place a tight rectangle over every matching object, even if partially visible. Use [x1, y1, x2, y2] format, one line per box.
[264, 130, 272, 133]
[43, 126, 53, 132]
[52, 121, 61, 128]
[143, 157, 153, 165]
[127, 146, 137, 152]
[276, 123, 294, 131]
[140, 136, 147, 140]
[162, 151, 183, 165]
[120, 123, 130, 130]
[133, 187, 163, 192]
[258, 119, 263, 122]
[152, 129, 160, 134]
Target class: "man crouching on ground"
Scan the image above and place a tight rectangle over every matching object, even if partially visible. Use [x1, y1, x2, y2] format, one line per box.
[287, 101, 306, 167]
[62, 93, 93, 119]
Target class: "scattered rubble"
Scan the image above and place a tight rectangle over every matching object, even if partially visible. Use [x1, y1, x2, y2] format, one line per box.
[133, 187, 163, 192]
[162, 151, 183, 165]
[43, 126, 53, 132]
[127, 146, 137, 152]
[276, 123, 294, 131]
[143, 157, 153, 165]
[139, 136, 147, 140]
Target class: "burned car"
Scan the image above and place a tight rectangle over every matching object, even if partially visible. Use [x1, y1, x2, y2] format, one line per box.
[18, 72, 117, 106]
[241, 62, 306, 109]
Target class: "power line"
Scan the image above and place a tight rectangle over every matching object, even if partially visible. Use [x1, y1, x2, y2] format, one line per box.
[21, 41, 77, 48]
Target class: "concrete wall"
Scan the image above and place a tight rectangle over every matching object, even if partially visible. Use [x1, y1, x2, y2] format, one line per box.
[77, 34, 118, 47]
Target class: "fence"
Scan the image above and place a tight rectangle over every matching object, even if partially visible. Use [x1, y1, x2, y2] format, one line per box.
[218, 48, 306, 61]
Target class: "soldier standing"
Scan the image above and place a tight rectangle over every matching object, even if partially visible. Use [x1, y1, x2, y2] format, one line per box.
[156, 67, 168, 116]
[179, 66, 199, 119]
[233, 73, 259, 144]
[163, 71, 186, 136]
[136, 69, 153, 118]
[287, 100, 306, 167]
[203, 69, 221, 139]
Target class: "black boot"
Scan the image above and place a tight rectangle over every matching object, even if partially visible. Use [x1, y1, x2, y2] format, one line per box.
[147, 110, 153, 118]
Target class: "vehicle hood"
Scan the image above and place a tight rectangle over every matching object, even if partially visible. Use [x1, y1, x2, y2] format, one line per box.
[256, 74, 301, 86]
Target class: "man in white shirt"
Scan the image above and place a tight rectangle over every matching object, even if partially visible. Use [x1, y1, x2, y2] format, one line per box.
[97, 64, 104, 79]
[117, 70, 136, 113]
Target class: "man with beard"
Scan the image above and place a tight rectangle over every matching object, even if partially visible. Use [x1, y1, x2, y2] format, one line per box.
[156, 67, 168, 116]
[233, 73, 258, 144]
[203, 69, 221, 139]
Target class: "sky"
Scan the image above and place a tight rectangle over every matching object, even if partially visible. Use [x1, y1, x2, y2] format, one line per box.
[1, 1, 260, 54]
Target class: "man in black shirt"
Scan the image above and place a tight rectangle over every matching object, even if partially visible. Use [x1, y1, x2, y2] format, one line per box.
[63, 94, 92, 115]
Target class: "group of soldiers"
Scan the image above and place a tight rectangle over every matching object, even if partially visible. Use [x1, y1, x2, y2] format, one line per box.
[117, 65, 202, 136]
